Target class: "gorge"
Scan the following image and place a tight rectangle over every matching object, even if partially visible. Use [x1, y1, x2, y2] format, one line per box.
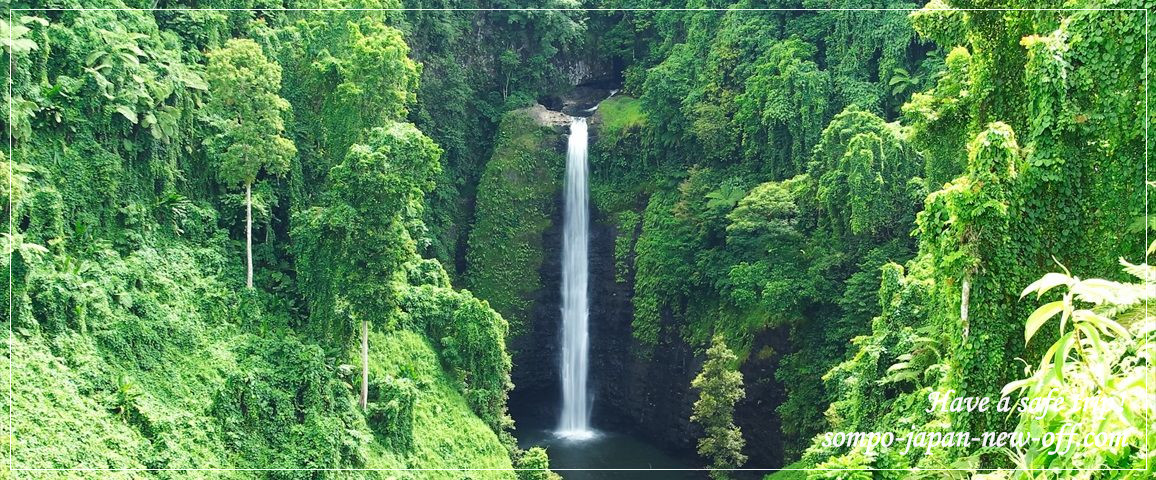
[501, 84, 807, 474]
[507, 93, 706, 475]
[7, 4, 1150, 479]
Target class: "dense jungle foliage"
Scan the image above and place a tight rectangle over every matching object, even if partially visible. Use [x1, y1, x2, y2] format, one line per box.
[2, 0, 1153, 479]
[581, 1, 1153, 477]
[2, 1, 584, 478]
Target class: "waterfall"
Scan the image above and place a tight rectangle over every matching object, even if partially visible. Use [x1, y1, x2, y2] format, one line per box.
[558, 116, 594, 440]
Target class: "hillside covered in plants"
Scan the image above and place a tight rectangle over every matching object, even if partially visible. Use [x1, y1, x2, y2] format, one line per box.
[3, 1, 1153, 479]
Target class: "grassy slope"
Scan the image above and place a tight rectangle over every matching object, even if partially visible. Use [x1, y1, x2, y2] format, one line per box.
[588, 95, 649, 216]
[362, 330, 515, 479]
[595, 96, 645, 134]
[5, 244, 244, 478]
[5, 336, 149, 479]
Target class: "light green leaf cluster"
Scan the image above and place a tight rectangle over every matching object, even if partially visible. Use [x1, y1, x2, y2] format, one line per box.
[203, 38, 295, 189]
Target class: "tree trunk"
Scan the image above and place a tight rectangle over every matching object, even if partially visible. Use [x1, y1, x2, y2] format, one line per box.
[360, 318, 369, 410]
[246, 182, 253, 289]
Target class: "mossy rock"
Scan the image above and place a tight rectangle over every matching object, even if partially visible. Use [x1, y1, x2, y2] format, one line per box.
[466, 110, 565, 338]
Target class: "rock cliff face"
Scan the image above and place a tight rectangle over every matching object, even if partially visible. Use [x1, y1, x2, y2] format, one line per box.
[508, 182, 701, 455]
[585, 209, 700, 453]
[509, 190, 562, 394]
[735, 327, 791, 468]
[501, 101, 791, 467]
[552, 48, 619, 88]
[466, 107, 563, 392]
[502, 100, 701, 449]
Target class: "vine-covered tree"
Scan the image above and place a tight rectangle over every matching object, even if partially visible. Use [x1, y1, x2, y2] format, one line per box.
[203, 38, 296, 289]
[691, 335, 747, 479]
[723, 180, 808, 326]
[295, 122, 442, 409]
[811, 107, 923, 241]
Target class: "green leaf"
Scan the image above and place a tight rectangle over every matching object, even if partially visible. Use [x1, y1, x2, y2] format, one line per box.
[115, 105, 138, 124]
[1083, 326, 1105, 359]
[85, 50, 105, 67]
[19, 16, 47, 27]
[1025, 300, 1065, 345]
[1020, 272, 1072, 299]
[1001, 376, 1035, 396]
[1053, 332, 1074, 380]
[1074, 310, 1129, 339]
[10, 38, 37, 53]
[886, 362, 910, 373]
[1038, 331, 1072, 373]
[1072, 278, 1123, 304]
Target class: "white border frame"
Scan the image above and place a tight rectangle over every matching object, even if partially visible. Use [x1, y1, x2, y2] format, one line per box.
[4, 3, 1151, 476]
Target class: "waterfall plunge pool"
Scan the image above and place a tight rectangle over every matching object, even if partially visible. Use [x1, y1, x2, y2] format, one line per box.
[513, 401, 704, 480]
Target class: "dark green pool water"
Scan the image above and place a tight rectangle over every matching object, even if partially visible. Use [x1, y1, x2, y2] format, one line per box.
[514, 408, 704, 480]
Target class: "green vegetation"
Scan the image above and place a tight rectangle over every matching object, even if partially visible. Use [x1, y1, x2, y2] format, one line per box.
[294, 122, 443, 409]
[396, 4, 584, 278]
[1005, 249, 1154, 472]
[692, 336, 748, 480]
[360, 329, 515, 478]
[466, 111, 564, 336]
[203, 38, 296, 290]
[4, 1, 1152, 479]
[595, 96, 645, 134]
[3, 3, 572, 478]
[584, 1, 1151, 476]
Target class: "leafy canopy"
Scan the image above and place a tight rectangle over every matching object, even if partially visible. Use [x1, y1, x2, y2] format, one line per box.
[203, 38, 296, 188]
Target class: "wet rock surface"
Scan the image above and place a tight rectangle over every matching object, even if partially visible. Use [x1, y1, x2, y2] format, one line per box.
[538, 81, 621, 117]
[522, 103, 573, 133]
[735, 328, 791, 468]
[509, 199, 700, 457]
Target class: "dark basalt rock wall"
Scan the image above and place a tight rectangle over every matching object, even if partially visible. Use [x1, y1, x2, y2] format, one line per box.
[587, 209, 700, 453]
[735, 328, 791, 468]
[509, 190, 701, 456]
[507, 129, 568, 397]
[508, 195, 562, 394]
[553, 48, 619, 89]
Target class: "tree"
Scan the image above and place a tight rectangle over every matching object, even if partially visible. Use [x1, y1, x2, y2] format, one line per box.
[203, 38, 296, 289]
[811, 107, 923, 241]
[513, 446, 562, 480]
[691, 335, 747, 479]
[722, 181, 808, 327]
[734, 38, 832, 177]
[295, 122, 442, 410]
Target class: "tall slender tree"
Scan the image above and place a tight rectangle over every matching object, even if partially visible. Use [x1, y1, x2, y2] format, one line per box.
[203, 38, 296, 289]
[691, 335, 748, 480]
[295, 122, 442, 409]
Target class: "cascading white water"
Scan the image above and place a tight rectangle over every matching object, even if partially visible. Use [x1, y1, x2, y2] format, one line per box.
[557, 116, 594, 440]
